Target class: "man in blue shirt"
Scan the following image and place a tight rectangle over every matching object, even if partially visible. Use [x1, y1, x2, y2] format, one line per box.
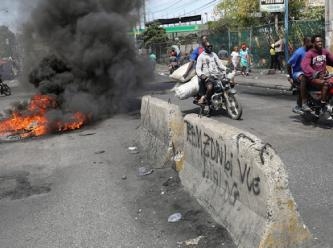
[287, 37, 312, 113]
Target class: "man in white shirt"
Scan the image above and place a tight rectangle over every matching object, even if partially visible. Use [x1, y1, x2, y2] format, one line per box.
[196, 41, 227, 104]
[274, 37, 284, 72]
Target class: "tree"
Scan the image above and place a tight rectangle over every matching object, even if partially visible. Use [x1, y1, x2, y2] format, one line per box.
[213, 0, 308, 29]
[299, 5, 324, 20]
[142, 23, 168, 48]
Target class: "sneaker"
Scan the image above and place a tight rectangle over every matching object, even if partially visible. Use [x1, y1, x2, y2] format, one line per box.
[301, 103, 311, 112]
[292, 105, 303, 114]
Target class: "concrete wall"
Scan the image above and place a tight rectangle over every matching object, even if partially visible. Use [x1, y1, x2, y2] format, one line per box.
[180, 114, 312, 248]
[139, 95, 184, 168]
[140, 96, 313, 247]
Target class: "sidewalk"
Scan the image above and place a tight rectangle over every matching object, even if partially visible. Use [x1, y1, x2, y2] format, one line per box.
[155, 64, 292, 91]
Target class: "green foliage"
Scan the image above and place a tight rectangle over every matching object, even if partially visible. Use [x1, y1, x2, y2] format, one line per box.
[213, 0, 310, 29]
[215, 0, 260, 28]
[142, 23, 168, 48]
[300, 6, 325, 20]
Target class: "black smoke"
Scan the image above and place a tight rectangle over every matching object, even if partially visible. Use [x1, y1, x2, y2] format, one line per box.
[23, 0, 151, 119]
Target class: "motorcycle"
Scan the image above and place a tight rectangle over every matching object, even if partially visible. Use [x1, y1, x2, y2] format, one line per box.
[0, 81, 11, 96]
[193, 73, 242, 120]
[298, 74, 333, 122]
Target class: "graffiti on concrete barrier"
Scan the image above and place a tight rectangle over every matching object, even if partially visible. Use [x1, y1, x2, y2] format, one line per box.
[185, 121, 264, 205]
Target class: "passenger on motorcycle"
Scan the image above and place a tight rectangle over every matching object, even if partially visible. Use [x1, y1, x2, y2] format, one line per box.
[182, 35, 208, 79]
[196, 41, 227, 104]
[287, 36, 312, 113]
[301, 35, 333, 105]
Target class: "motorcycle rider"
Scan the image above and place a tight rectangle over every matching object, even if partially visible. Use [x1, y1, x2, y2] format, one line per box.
[287, 36, 312, 113]
[196, 41, 227, 104]
[301, 35, 333, 105]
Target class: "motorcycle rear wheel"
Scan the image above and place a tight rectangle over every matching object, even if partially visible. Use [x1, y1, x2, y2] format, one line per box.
[226, 94, 242, 120]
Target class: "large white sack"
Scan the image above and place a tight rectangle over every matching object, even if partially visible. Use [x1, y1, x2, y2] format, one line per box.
[175, 75, 199, 100]
[169, 62, 196, 82]
[220, 59, 229, 66]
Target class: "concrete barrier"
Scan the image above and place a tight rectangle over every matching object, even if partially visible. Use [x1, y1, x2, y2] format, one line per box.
[140, 97, 313, 247]
[139, 95, 184, 168]
[179, 114, 312, 248]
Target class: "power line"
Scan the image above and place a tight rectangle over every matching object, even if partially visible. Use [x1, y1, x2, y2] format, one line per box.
[169, 0, 200, 16]
[146, 0, 218, 22]
[148, 0, 216, 15]
[147, 0, 182, 13]
[185, 0, 217, 14]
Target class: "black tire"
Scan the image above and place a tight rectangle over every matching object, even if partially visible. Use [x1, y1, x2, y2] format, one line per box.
[226, 94, 242, 120]
[302, 111, 318, 123]
[2, 84, 11, 96]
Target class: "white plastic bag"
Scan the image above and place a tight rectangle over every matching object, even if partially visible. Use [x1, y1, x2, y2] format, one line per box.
[169, 62, 196, 82]
[175, 75, 199, 100]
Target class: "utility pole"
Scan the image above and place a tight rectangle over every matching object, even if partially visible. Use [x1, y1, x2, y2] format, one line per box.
[284, 0, 289, 61]
[142, 0, 146, 28]
[326, 0, 333, 50]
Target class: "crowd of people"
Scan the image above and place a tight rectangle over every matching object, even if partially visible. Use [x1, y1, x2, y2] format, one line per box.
[158, 33, 333, 115]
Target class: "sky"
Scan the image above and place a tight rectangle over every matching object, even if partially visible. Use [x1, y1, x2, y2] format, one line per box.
[0, 0, 220, 33]
[0, 0, 20, 32]
[145, 0, 220, 23]
[0, 0, 37, 33]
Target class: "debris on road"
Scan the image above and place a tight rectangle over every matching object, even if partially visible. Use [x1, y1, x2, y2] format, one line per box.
[79, 132, 96, 136]
[137, 167, 153, 177]
[128, 146, 139, 154]
[94, 150, 105, 154]
[168, 212, 182, 223]
[177, 235, 205, 246]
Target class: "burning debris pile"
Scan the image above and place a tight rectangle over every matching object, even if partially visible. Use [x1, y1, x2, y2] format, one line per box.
[0, 94, 90, 139]
[0, 0, 150, 140]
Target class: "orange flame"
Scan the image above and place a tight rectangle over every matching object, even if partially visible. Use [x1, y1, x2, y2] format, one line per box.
[0, 94, 89, 139]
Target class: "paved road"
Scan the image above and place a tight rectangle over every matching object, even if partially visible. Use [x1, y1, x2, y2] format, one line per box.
[0, 83, 236, 247]
[151, 72, 333, 247]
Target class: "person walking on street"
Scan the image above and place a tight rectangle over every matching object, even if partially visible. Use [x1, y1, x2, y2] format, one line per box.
[239, 43, 250, 76]
[301, 35, 333, 105]
[287, 37, 312, 113]
[274, 36, 284, 72]
[270, 44, 277, 70]
[149, 51, 157, 70]
[230, 46, 240, 73]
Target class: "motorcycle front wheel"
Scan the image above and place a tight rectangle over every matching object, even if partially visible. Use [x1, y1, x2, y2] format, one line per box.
[226, 94, 242, 120]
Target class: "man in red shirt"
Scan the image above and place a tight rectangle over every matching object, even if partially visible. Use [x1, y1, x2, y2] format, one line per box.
[301, 35, 333, 103]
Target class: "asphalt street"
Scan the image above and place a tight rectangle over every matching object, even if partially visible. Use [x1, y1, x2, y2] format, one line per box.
[0, 81, 236, 248]
[151, 68, 333, 247]
[0, 69, 332, 247]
